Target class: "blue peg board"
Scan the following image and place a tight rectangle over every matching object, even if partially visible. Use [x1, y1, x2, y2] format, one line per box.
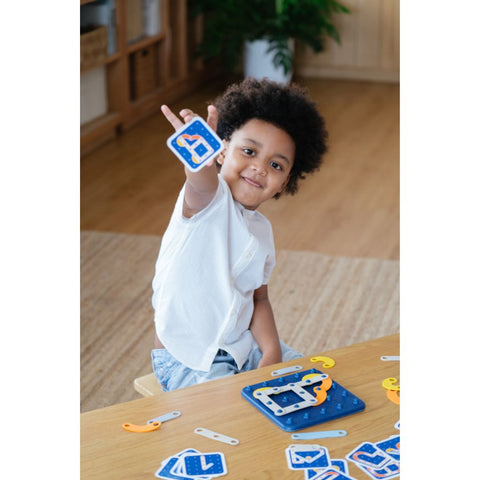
[241, 368, 365, 432]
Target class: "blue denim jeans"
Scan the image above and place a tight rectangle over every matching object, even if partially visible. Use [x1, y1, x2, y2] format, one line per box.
[151, 341, 303, 392]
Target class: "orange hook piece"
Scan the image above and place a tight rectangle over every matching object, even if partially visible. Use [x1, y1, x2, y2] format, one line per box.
[386, 389, 400, 405]
[313, 376, 333, 406]
[122, 421, 162, 433]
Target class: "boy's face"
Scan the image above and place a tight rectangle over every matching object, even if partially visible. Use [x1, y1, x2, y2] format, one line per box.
[218, 118, 294, 210]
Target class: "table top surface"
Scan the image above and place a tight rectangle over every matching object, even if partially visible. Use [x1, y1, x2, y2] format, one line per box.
[81, 334, 400, 479]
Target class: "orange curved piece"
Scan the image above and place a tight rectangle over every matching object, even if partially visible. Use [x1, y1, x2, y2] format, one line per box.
[122, 421, 161, 433]
[313, 386, 328, 405]
[320, 376, 333, 391]
[311, 374, 333, 406]
[386, 389, 400, 405]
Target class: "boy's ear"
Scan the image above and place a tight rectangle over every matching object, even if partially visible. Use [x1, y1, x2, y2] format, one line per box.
[217, 140, 228, 165]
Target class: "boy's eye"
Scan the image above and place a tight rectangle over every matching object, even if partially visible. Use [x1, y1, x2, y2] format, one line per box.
[270, 161, 282, 171]
[243, 148, 255, 156]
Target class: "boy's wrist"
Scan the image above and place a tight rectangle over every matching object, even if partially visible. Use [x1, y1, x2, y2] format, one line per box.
[258, 346, 282, 367]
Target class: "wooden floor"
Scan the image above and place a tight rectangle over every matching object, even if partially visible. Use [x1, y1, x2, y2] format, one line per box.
[81, 76, 399, 260]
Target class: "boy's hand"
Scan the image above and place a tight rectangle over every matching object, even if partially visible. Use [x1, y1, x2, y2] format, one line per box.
[161, 104, 220, 217]
[161, 104, 219, 168]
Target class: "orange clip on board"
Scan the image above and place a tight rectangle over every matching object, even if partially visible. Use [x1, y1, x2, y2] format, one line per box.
[312, 375, 333, 406]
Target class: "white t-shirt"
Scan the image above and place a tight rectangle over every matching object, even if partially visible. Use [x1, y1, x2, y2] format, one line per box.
[152, 175, 275, 371]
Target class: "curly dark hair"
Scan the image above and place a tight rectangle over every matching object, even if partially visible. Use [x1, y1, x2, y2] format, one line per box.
[213, 78, 328, 196]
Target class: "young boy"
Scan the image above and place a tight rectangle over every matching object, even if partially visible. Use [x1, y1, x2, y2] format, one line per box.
[151, 78, 328, 391]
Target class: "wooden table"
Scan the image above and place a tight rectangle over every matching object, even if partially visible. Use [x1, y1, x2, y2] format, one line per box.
[81, 334, 400, 479]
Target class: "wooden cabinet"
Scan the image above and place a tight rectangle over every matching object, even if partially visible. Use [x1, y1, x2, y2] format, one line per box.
[80, 0, 216, 156]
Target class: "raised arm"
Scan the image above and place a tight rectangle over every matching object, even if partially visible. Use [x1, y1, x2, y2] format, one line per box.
[161, 104, 220, 218]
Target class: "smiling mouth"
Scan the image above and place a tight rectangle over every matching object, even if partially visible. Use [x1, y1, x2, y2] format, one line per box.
[241, 176, 263, 188]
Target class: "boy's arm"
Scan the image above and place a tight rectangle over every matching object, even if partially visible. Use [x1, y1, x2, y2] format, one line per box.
[161, 104, 220, 218]
[250, 284, 283, 368]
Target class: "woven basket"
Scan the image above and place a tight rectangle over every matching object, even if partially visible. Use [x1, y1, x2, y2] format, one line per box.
[81, 26, 108, 71]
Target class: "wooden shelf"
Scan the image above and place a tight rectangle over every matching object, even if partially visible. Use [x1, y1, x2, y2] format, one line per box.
[127, 32, 166, 54]
[80, 0, 220, 156]
[81, 111, 121, 136]
[80, 52, 122, 74]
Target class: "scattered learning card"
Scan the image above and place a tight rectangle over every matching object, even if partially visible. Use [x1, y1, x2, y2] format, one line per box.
[346, 435, 400, 480]
[183, 452, 227, 478]
[286, 444, 331, 471]
[285, 444, 358, 480]
[376, 435, 400, 462]
[309, 469, 357, 480]
[155, 448, 227, 479]
[306, 458, 350, 478]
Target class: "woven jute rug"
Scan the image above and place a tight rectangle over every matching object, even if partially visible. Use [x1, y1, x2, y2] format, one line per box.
[81, 231, 399, 412]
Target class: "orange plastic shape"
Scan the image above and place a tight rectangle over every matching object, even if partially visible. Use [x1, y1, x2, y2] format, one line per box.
[313, 386, 327, 405]
[320, 376, 332, 391]
[312, 375, 334, 406]
[386, 389, 400, 405]
[122, 421, 161, 433]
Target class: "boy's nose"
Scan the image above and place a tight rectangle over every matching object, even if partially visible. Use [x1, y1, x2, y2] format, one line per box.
[251, 159, 267, 176]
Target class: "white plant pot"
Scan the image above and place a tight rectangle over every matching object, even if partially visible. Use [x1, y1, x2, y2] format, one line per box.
[243, 38, 294, 84]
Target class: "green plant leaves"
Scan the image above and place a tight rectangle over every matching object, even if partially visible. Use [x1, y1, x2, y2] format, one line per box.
[187, 0, 350, 73]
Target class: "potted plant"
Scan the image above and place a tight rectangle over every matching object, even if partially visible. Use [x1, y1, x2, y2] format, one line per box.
[188, 0, 350, 83]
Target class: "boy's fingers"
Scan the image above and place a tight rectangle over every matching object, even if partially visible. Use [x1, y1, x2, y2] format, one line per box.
[180, 109, 198, 124]
[207, 105, 218, 131]
[161, 104, 184, 131]
[162, 105, 217, 132]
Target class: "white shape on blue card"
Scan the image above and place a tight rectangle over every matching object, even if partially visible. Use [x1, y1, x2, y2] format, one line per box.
[167, 117, 224, 172]
[308, 469, 357, 480]
[376, 435, 400, 462]
[359, 460, 400, 480]
[182, 452, 227, 478]
[346, 441, 391, 470]
[155, 448, 211, 480]
[286, 444, 330, 471]
[306, 458, 349, 479]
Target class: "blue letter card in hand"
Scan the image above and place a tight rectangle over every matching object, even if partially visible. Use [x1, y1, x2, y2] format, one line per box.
[167, 116, 224, 172]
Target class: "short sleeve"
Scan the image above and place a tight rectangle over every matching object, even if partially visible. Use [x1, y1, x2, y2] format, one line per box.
[263, 250, 276, 284]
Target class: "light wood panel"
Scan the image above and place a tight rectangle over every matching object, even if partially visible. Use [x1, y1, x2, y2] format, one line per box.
[295, 0, 400, 82]
[81, 77, 399, 260]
